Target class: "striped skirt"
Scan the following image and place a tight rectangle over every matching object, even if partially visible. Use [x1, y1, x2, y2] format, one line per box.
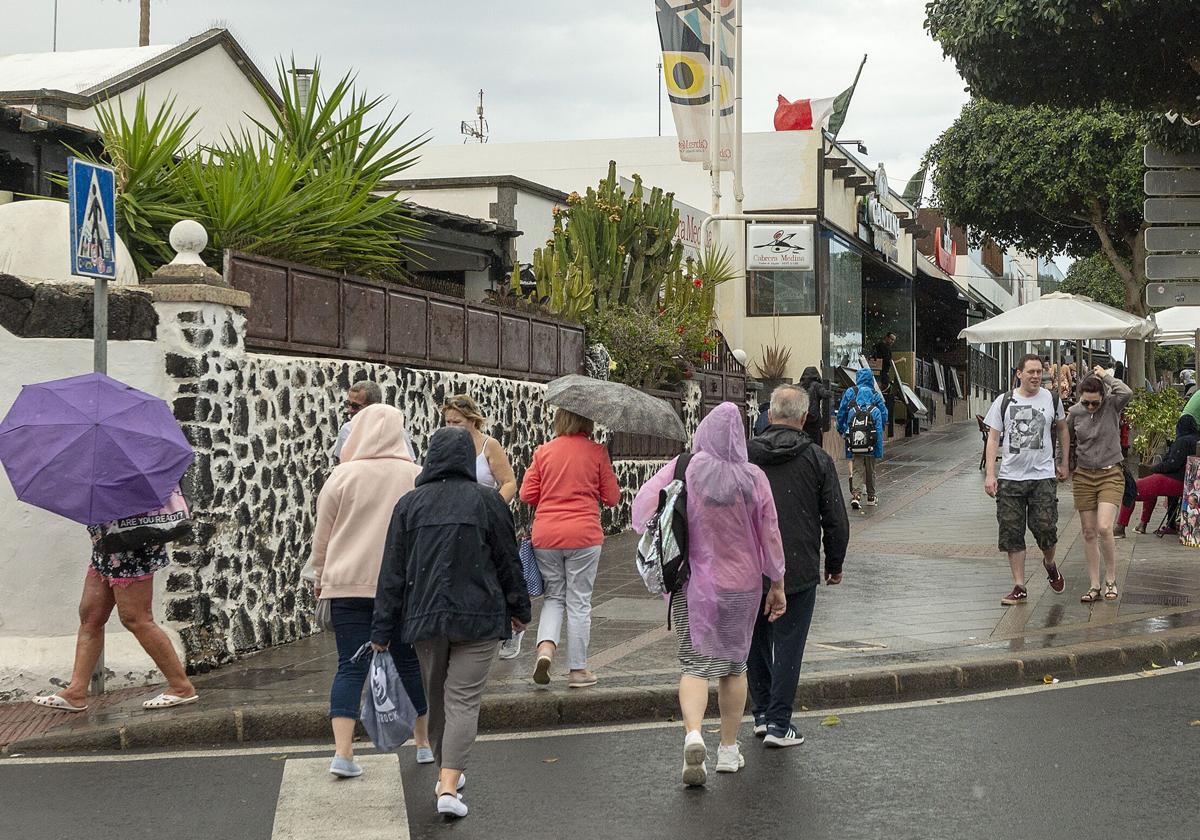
[671, 590, 748, 679]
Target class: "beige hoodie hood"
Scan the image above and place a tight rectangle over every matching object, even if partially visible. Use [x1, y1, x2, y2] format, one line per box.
[340, 404, 414, 464]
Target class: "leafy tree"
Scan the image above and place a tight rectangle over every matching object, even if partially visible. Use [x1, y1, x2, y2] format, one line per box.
[924, 1, 1199, 116]
[925, 0, 1199, 152]
[928, 99, 1152, 375]
[1059, 254, 1123, 310]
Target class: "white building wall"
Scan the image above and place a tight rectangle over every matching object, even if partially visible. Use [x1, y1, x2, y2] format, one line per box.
[67, 46, 275, 148]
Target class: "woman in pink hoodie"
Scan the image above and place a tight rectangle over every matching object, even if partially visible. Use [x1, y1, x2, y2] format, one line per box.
[310, 404, 428, 778]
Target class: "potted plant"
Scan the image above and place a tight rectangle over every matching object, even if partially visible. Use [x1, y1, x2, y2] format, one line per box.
[753, 342, 793, 393]
[1125, 387, 1185, 476]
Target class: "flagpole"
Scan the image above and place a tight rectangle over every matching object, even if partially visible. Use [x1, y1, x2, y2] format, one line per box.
[733, 0, 743, 213]
[709, 0, 722, 236]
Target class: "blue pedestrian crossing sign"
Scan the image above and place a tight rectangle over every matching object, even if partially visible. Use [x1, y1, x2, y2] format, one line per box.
[68, 157, 117, 279]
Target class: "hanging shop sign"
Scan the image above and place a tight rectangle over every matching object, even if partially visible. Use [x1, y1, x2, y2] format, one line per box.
[861, 165, 900, 263]
[746, 224, 815, 271]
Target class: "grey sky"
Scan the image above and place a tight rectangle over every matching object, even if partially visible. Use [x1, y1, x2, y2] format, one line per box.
[3, 0, 969, 186]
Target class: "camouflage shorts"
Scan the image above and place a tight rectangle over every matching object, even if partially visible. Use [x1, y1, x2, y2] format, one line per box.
[996, 478, 1059, 553]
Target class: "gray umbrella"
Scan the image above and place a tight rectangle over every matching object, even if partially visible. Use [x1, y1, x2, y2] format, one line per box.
[544, 375, 688, 442]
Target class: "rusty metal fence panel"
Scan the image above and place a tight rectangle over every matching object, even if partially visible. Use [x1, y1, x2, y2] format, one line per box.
[225, 251, 583, 382]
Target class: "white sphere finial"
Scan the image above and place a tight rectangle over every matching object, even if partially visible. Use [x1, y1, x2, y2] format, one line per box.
[168, 220, 208, 266]
[732, 348, 748, 366]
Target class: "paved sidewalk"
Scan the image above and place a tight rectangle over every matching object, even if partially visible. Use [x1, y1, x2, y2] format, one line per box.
[7, 421, 1200, 751]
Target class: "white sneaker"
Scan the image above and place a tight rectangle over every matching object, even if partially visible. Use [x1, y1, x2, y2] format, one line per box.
[763, 726, 805, 748]
[715, 743, 745, 773]
[437, 793, 468, 818]
[682, 730, 707, 786]
[498, 630, 524, 660]
[433, 773, 466, 794]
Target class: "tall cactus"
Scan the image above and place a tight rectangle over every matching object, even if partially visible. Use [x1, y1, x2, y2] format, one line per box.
[536, 161, 685, 318]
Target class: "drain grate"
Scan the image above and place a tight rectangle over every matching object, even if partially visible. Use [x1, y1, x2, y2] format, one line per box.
[1120, 592, 1191, 607]
[813, 640, 889, 652]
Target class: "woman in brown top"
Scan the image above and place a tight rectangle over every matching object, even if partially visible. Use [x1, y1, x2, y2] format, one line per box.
[1067, 367, 1132, 603]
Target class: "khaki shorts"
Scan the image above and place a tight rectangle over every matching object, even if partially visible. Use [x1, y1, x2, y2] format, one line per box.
[1071, 466, 1125, 511]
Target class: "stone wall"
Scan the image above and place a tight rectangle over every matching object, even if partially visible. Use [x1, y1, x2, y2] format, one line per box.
[156, 300, 706, 671]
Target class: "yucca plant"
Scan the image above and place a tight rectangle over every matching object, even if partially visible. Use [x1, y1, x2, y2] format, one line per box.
[67, 61, 428, 278]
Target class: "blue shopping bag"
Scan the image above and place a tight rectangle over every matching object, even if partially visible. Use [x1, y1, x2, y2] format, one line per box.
[519, 537, 544, 597]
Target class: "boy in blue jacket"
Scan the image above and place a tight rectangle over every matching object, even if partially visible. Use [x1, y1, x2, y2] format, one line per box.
[836, 367, 888, 509]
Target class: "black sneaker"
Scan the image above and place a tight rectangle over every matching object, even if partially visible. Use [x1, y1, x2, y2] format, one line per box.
[763, 726, 805, 748]
[753, 714, 767, 737]
[1000, 585, 1028, 605]
[850, 496, 862, 510]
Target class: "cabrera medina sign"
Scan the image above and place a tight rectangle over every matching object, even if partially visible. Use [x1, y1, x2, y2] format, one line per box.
[746, 224, 815, 271]
[862, 165, 900, 261]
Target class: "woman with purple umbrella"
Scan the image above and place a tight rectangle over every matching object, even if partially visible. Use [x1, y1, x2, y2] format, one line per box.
[31, 531, 198, 712]
[0, 373, 198, 713]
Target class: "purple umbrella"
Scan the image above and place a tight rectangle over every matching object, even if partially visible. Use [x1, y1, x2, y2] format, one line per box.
[0, 372, 194, 525]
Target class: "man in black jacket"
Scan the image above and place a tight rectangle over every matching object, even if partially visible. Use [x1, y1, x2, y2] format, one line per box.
[746, 384, 849, 747]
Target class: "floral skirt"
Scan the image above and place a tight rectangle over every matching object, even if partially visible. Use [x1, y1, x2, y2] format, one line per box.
[86, 526, 170, 587]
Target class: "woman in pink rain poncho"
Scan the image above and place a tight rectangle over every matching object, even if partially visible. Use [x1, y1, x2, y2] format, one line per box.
[633, 401, 786, 787]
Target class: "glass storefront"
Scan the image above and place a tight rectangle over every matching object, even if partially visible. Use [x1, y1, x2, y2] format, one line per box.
[748, 268, 818, 316]
[862, 263, 913, 355]
[827, 236, 863, 367]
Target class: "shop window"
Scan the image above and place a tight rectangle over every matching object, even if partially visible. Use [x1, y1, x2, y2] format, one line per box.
[828, 238, 863, 367]
[748, 269, 817, 316]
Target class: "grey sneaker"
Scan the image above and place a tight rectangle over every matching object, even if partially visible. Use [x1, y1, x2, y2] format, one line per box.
[498, 630, 524, 660]
[416, 746, 434, 764]
[329, 755, 363, 778]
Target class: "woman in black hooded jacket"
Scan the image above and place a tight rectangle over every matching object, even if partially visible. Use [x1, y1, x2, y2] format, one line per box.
[372, 426, 531, 819]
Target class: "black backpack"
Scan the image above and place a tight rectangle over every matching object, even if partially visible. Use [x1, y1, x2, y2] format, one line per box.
[846, 388, 877, 455]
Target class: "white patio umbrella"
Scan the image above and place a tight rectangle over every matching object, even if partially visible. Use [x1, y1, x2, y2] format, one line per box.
[958, 292, 1155, 343]
[1152, 306, 1200, 345]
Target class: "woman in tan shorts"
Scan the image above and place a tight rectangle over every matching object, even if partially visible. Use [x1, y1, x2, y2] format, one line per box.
[1067, 368, 1132, 603]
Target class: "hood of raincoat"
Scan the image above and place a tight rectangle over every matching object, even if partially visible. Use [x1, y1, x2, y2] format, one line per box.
[339, 404, 414, 463]
[854, 366, 876, 394]
[747, 424, 814, 465]
[799, 366, 822, 388]
[417, 427, 475, 486]
[691, 401, 759, 507]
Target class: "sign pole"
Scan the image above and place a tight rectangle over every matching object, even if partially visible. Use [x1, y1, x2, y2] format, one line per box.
[69, 156, 118, 696]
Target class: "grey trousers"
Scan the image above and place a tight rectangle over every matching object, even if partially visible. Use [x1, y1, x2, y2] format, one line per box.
[414, 637, 497, 770]
[851, 454, 877, 498]
[534, 545, 602, 670]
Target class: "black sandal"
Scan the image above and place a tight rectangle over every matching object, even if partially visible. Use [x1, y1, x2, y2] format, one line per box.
[1081, 587, 1102, 604]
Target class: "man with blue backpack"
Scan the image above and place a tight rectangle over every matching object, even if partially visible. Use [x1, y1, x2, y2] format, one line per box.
[836, 367, 888, 510]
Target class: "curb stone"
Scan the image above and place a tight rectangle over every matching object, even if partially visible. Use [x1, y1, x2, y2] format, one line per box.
[6, 628, 1200, 755]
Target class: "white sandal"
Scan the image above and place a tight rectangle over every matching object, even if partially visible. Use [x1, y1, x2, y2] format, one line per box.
[142, 692, 200, 709]
[31, 694, 88, 713]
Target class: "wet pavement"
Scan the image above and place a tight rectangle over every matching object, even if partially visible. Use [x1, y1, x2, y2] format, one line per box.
[7, 420, 1200, 746]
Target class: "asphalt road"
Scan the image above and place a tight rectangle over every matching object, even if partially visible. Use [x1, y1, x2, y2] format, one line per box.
[4, 667, 1199, 840]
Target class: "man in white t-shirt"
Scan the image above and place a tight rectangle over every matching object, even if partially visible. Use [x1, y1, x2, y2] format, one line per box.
[983, 354, 1069, 606]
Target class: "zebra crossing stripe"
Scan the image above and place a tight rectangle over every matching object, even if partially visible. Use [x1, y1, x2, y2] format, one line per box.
[271, 754, 410, 839]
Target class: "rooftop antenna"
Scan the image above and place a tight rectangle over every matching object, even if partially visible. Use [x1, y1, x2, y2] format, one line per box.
[460, 90, 489, 144]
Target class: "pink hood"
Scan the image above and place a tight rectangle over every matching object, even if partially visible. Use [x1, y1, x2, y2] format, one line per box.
[633, 402, 785, 661]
